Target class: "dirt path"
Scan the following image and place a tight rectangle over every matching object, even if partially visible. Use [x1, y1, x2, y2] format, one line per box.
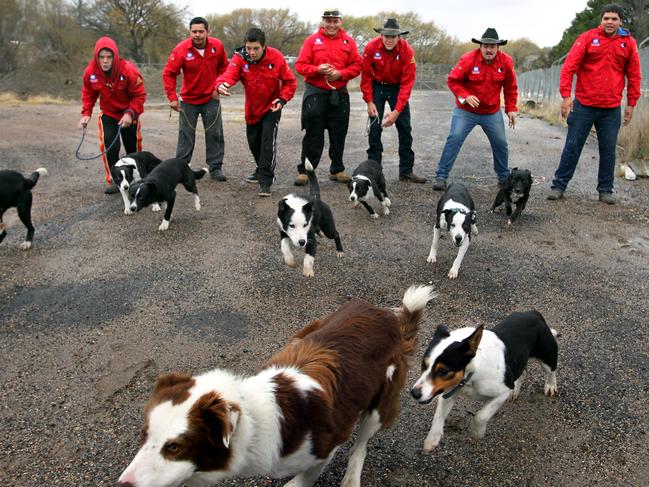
[1, 92, 648, 486]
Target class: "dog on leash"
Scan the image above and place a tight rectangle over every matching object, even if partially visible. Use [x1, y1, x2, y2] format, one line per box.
[411, 310, 558, 452]
[110, 151, 163, 215]
[427, 182, 477, 279]
[0, 167, 48, 250]
[118, 285, 436, 487]
[277, 159, 343, 277]
[347, 159, 391, 218]
[128, 158, 208, 231]
[490, 168, 532, 225]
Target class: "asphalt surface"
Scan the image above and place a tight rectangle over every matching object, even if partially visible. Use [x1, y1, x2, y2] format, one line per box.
[1, 91, 648, 487]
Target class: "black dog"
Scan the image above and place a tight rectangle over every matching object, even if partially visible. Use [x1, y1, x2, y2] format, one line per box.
[490, 168, 532, 224]
[0, 168, 47, 250]
[128, 158, 208, 231]
[347, 159, 391, 218]
[110, 151, 162, 215]
[277, 159, 343, 277]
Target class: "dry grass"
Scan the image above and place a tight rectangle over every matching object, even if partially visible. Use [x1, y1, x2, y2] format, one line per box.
[519, 99, 566, 127]
[0, 91, 69, 105]
[617, 99, 649, 163]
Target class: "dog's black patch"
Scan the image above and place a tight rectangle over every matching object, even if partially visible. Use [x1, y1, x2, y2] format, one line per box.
[490, 168, 532, 224]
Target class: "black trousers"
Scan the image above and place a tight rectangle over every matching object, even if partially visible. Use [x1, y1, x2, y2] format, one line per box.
[100, 113, 140, 183]
[298, 91, 350, 175]
[177, 99, 224, 172]
[246, 110, 281, 186]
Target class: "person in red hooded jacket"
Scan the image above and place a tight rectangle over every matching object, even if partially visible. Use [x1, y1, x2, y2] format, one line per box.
[217, 28, 297, 197]
[548, 4, 641, 205]
[79, 37, 146, 194]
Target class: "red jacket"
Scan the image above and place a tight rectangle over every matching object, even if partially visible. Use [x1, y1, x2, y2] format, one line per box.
[162, 37, 229, 105]
[560, 26, 641, 108]
[295, 27, 361, 91]
[447, 49, 518, 114]
[216, 46, 297, 125]
[81, 37, 146, 121]
[360, 37, 416, 113]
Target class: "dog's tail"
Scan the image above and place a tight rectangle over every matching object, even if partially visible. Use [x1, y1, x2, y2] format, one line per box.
[193, 168, 209, 180]
[305, 159, 320, 199]
[396, 285, 437, 355]
[25, 168, 48, 189]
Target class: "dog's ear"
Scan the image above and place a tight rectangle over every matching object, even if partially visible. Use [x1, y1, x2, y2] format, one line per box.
[278, 198, 288, 213]
[190, 392, 240, 449]
[303, 199, 314, 214]
[434, 324, 451, 339]
[222, 404, 240, 449]
[463, 325, 483, 358]
[443, 209, 454, 223]
[525, 170, 533, 184]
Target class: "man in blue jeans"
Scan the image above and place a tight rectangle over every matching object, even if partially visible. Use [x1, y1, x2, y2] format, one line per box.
[432, 28, 518, 191]
[548, 4, 641, 205]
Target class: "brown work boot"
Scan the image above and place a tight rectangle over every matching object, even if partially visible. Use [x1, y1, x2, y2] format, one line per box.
[329, 171, 351, 183]
[294, 173, 308, 186]
[399, 172, 427, 183]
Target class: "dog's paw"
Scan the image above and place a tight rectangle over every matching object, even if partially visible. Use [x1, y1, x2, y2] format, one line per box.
[423, 432, 442, 452]
[158, 220, 170, 231]
[303, 268, 315, 278]
[370, 213, 379, 219]
[352, 200, 359, 207]
[448, 268, 459, 279]
[426, 255, 437, 264]
[284, 256, 296, 267]
[383, 207, 390, 216]
[472, 224, 479, 236]
[151, 203, 161, 212]
[509, 390, 520, 402]
[507, 219, 512, 226]
[336, 251, 344, 258]
[19, 241, 32, 251]
[384, 197, 391, 207]
[124, 208, 133, 215]
[470, 420, 487, 439]
[544, 384, 558, 397]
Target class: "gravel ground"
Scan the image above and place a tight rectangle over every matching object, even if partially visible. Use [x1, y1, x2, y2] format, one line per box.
[0, 91, 648, 487]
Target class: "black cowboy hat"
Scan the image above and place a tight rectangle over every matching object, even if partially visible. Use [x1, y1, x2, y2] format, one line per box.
[374, 18, 409, 36]
[322, 9, 342, 18]
[471, 28, 507, 45]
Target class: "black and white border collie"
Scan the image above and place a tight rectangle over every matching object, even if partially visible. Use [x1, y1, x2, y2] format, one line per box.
[411, 310, 558, 452]
[128, 158, 208, 231]
[0, 167, 47, 250]
[277, 159, 343, 277]
[490, 167, 532, 225]
[118, 285, 436, 487]
[110, 151, 163, 215]
[347, 159, 391, 218]
[427, 182, 477, 279]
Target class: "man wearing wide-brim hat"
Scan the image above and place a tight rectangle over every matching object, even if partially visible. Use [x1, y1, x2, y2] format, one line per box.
[431, 28, 518, 191]
[360, 18, 426, 183]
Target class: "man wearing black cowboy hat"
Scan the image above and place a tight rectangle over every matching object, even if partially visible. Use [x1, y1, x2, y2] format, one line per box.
[432, 28, 518, 191]
[360, 18, 425, 183]
[293, 9, 362, 185]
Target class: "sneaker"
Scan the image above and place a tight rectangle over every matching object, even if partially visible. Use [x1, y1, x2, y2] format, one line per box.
[244, 173, 258, 184]
[547, 188, 564, 200]
[432, 178, 447, 191]
[104, 183, 119, 194]
[399, 172, 427, 183]
[210, 169, 227, 181]
[258, 184, 272, 197]
[329, 172, 351, 183]
[294, 173, 308, 186]
[598, 192, 615, 205]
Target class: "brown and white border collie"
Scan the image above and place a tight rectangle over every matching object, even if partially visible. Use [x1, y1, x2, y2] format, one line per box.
[118, 285, 436, 487]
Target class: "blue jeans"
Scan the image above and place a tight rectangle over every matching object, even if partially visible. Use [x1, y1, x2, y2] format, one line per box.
[435, 107, 509, 181]
[551, 100, 621, 194]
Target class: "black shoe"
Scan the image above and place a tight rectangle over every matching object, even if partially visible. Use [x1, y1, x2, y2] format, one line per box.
[258, 184, 272, 197]
[432, 178, 447, 191]
[399, 172, 427, 183]
[104, 183, 119, 194]
[245, 173, 258, 184]
[598, 192, 615, 205]
[210, 169, 227, 181]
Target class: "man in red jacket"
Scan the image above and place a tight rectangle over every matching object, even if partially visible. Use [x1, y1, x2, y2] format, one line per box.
[548, 4, 641, 205]
[361, 18, 425, 183]
[432, 28, 517, 191]
[79, 37, 146, 194]
[217, 28, 297, 196]
[294, 9, 362, 185]
[163, 17, 229, 180]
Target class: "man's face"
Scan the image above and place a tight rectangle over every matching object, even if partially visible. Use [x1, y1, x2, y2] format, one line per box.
[322, 17, 342, 37]
[98, 49, 114, 72]
[245, 41, 265, 61]
[190, 23, 208, 49]
[600, 12, 621, 36]
[480, 43, 499, 63]
[381, 35, 398, 51]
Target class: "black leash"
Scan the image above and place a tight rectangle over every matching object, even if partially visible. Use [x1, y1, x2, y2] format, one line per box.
[75, 124, 123, 161]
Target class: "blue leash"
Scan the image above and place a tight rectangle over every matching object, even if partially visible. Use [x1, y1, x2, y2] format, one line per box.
[75, 124, 123, 161]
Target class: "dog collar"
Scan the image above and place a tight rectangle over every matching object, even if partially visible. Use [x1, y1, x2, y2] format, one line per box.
[442, 372, 474, 399]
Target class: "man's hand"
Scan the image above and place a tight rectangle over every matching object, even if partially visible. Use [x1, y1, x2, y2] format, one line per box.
[270, 99, 283, 112]
[624, 105, 634, 126]
[78, 115, 90, 129]
[324, 69, 341, 81]
[464, 95, 480, 108]
[561, 97, 573, 119]
[119, 112, 133, 128]
[218, 82, 231, 96]
[506, 112, 516, 129]
[318, 63, 331, 74]
[169, 100, 180, 112]
[382, 110, 400, 128]
[367, 102, 378, 118]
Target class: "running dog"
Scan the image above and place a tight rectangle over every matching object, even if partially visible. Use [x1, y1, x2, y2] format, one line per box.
[110, 151, 163, 215]
[0, 167, 48, 250]
[118, 285, 436, 487]
[490, 168, 532, 225]
[427, 182, 477, 279]
[347, 159, 391, 218]
[411, 310, 558, 452]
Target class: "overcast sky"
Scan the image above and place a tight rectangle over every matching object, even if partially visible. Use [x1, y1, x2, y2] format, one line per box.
[179, 0, 589, 48]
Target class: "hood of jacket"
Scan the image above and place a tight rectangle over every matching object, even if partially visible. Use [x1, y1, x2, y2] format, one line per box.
[91, 36, 122, 83]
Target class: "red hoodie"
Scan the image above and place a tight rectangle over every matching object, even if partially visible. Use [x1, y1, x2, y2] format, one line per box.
[81, 37, 146, 120]
[216, 46, 297, 125]
[163, 37, 229, 105]
[560, 26, 641, 108]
